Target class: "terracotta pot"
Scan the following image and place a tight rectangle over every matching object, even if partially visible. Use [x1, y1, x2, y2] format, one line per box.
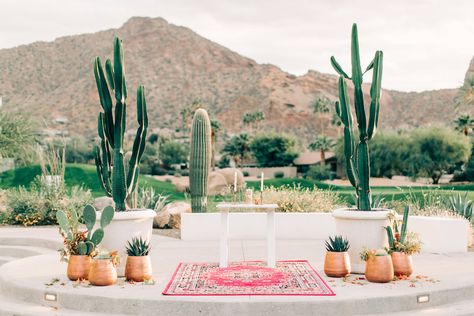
[365, 255, 394, 283]
[391, 252, 414, 277]
[324, 252, 351, 278]
[125, 256, 153, 282]
[67, 255, 91, 281]
[88, 259, 117, 286]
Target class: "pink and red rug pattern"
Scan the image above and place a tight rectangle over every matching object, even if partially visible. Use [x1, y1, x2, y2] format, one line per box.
[163, 260, 335, 296]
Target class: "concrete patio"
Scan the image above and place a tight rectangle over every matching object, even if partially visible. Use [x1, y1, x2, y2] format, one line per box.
[0, 226, 473, 316]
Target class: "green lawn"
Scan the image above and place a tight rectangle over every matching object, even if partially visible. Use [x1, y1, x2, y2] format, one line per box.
[1, 166, 473, 205]
[0, 164, 185, 200]
[246, 178, 474, 204]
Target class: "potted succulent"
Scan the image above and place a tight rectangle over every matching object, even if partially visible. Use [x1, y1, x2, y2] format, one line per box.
[386, 206, 421, 277]
[125, 237, 152, 282]
[56, 205, 114, 280]
[331, 23, 392, 273]
[324, 235, 351, 277]
[93, 37, 155, 275]
[89, 251, 119, 286]
[360, 248, 394, 283]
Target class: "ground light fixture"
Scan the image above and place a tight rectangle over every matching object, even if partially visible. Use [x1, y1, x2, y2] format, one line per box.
[44, 292, 57, 302]
[417, 294, 430, 304]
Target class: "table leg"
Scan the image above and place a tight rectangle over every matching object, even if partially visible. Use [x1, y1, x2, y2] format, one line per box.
[267, 209, 276, 268]
[220, 210, 229, 268]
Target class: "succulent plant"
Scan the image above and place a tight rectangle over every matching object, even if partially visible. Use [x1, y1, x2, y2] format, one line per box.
[444, 192, 473, 223]
[325, 235, 350, 252]
[126, 236, 151, 256]
[93, 37, 148, 211]
[386, 206, 421, 254]
[332, 23, 383, 211]
[189, 108, 212, 213]
[56, 205, 114, 261]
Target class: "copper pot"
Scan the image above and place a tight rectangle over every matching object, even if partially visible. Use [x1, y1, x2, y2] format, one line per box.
[324, 252, 351, 278]
[391, 252, 414, 277]
[365, 255, 394, 283]
[67, 255, 91, 281]
[125, 256, 153, 282]
[88, 259, 117, 286]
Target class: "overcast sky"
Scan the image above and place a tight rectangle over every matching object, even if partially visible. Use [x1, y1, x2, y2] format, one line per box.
[1, 0, 473, 92]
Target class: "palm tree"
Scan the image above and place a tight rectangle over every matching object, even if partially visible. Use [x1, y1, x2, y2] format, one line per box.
[242, 111, 265, 132]
[222, 133, 251, 167]
[454, 115, 474, 136]
[210, 119, 221, 170]
[309, 136, 334, 166]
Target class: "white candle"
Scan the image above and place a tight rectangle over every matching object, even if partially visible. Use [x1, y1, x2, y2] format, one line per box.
[234, 171, 237, 192]
[260, 172, 264, 192]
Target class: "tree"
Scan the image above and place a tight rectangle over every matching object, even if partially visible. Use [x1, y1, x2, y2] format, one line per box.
[242, 111, 265, 132]
[159, 140, 188, 168]
[210, 119, 220, 170]
[407, 128, 471, 184]
[222, 133, 251, 167]
[311, 95, 331, 114]
[454, 115, 474, 136]
[308, 136, 334, 166]
[0, 112, 36, 164]
[250, 134, 298, 167]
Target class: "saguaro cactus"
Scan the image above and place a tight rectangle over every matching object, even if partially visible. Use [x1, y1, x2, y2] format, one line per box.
[94, 37, 148, 211]
[332, 23, 383, 211]
[189, 108, 212, 213]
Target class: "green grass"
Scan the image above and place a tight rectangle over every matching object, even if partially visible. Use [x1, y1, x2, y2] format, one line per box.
[247, 178, 474, 203]
[2, 166, 473, 206]
[0, 164, 185, 200]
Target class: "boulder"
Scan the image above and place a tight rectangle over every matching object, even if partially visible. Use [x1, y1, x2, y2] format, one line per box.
[217, 168, 245, 189]
[154, 201, 191, 229]
[93, 196, 114, 211]
[208, 171, 228, 195]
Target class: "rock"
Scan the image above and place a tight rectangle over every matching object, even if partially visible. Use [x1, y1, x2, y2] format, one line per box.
[208, 171, 228, 195]
[154, 201, 191, 229]
[217, 168, 245, 189]
[93, 196, 114, 211]
[174, 179, 189, 193]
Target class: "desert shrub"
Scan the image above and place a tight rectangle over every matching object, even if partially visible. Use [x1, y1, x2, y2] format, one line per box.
[136, 186, 169, 211]
[274, 171, 284, 178]
[5, 180, 92, 226]
[262, 185, 341, 212]
[160, 140, 188, 168]
[243, 171, 250, 177]
[218, 155, 231, 168]
[306, 165, 331, 180]
[181, 170, 189, 176]
[250, 134, 298, 167]
[167, 170, 175, 176]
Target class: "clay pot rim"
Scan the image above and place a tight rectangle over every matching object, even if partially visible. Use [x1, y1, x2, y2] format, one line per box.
[326, 251, 349, 254]
[70, 255, 90, 258]
[127, 255, 150, 258]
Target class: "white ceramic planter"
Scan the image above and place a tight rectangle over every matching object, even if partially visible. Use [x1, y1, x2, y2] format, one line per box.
[96, 209, 155, 276]
[332, 208, 392, 274]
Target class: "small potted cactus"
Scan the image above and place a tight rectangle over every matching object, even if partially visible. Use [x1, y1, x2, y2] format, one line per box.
[331, 23, 392, 273]
[89, 251, 119, 286]
[125, 237, 152, 282]
[386, 206, 421, 277]
[56, 205, 114, 280]
[360, 248, 394, 283]
[324, 235, 351, 277]
[93, 37, 155, 276]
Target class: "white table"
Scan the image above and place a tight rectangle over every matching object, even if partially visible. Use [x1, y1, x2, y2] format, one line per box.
[216, 203, 278, 268]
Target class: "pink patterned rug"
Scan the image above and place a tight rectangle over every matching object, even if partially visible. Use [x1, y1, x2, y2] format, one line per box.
[163, 260, 335, 296]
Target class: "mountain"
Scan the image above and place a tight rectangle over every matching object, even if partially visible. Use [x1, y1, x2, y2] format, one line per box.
[0, 17, 471, 144]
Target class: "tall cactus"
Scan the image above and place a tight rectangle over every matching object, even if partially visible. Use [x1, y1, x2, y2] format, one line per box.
[93, 37, 148, 211]
[332, 23, 383, 211]
[189, 108, 212, 213]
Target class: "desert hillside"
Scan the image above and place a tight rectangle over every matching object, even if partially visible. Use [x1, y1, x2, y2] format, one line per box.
[0, 17, 470, 142]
